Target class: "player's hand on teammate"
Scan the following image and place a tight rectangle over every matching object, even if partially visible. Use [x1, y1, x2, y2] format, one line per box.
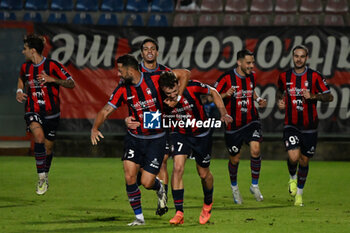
[16, 91, 28, 103]
[277, 99, 286, 110]
[125, 116, 141, 129]
[302, 89, 311, 100]
[257, 98, 267, 108]
[38, 71, 55, 85]
[221, 113, 233, 125]
[91, 129, 104, 145]
[226, 86, 236, 97]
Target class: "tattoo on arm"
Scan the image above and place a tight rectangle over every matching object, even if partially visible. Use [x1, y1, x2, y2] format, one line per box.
[55, 79, 75, 88]
[313, 93, 333, 102]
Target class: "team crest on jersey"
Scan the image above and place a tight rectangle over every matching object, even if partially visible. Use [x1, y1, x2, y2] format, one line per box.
[250, 83, 253, 88]
[323, 79, 327, 86]
[304, 81, 309, 88]
[146, 88, 152, 95]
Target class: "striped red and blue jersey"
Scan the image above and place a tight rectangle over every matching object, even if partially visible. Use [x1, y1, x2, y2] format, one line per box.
[215, 69, 259, 131]
[277, 67, 330, 130]
[108, 72, 165, 136]
[139, 61, 171, 74]
[20, 57, 72, 116]
[166, 80, 210, 136]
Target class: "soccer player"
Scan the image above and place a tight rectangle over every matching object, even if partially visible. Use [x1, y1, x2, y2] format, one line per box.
[90, 54, 190, 226]
[138, 38, 171, 211]
[159, 71, 232, 225]
[15, 34, 75, 195]
[276, 45, 333, 206]
[214, 49, 267, 204]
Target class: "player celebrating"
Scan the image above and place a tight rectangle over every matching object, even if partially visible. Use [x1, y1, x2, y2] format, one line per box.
[214, 49, 266, 204]
[91, 55, 189, 226]
[16, 34, 75, 195]
[138, 38, 171, 210]
[159, 71, 232, 225]
[276, 45, 333, 206]
[139, 38, 171, 74]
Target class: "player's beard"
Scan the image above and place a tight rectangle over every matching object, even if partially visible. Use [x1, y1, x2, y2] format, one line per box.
[122, 75, 134, 85]
[242, 67, 252, 76]
[294, 62, 306, 69]
[144, 58, 156, 64]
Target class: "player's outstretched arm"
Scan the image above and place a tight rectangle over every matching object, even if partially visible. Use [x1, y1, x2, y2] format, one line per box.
[209, 87, 233, 125]
[38, 71, 75, 89]
[91, 104, 115, 145]
[16, 77, 28, 103]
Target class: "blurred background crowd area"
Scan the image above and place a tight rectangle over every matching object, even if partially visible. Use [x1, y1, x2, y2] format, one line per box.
[0, 0, 350, 27]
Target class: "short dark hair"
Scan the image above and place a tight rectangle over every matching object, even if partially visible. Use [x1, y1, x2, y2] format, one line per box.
[116, 54, 139, 70]
[159, 71, 178, 89]
[140, 38, 159, 51]
[23, 34, 44, 54]
[292, 45, 309, 56]
[237, 49, 254, 60]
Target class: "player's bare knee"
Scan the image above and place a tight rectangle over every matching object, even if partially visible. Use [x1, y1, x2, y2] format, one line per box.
[141, 180, 153, 189]
[250, 149, 260, 158]
[299, 155, 309, 166]
[125, 175, 137, 184]
[198, 169, 210, 180]
[34, 136, 45, 144]
[229, 155, 240, 164]
[173, 164, 184, 176]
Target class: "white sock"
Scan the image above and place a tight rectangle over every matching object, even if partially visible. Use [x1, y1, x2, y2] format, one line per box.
[136, 213, 144, 222]
[231, 185, 238, 190]
[297, 188, 303, 195]
[290, 175, 297, 180]
[38, 172, 46, 180]
[252, 184, 258, 187]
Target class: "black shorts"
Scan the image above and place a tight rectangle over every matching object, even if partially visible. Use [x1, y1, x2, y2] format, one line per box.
[122, 133, 166, 175]
[225, 122, 262, 156]
[165, 132, 170, 155]
[169, 131, 212, 168]
[24, 112, 60, 141]
[283, 127, 317, 158]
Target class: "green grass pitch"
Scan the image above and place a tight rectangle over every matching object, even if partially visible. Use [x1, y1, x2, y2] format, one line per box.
[0, 156, 349, 233]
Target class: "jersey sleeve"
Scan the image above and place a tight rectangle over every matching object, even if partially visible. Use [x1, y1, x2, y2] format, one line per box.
[191, 80, 210, 94]
[214, 75, 228, 94]
[107, 85, 126, 109]
[19, 63, 26, 81]
[51, 60, 72, 80]
[314, 73, 330, 94]
[277, 73, 285, 93]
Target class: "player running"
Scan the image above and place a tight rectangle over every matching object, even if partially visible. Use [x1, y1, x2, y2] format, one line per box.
[159, 71, 232, 225]
[91, 54, 189, 226]
[276, 45, 333, 206]
[214, 49, 267, 204]
[16, 34, 75, 195]
[136, 38, 172, 214]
